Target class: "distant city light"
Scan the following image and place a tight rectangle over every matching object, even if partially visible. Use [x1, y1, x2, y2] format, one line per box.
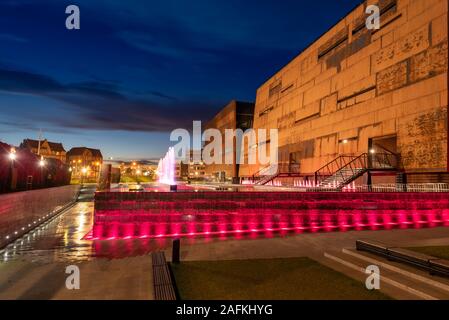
[82, 167, 88, 174]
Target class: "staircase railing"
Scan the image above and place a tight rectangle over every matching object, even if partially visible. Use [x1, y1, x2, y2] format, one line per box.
[252, 163, 279, 185]
[314, 155, 361, 185]
[314, 153, 398, 187]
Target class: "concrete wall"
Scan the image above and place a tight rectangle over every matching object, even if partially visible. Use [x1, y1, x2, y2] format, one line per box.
[240, 0, 448, 177]
[0, 185, 80, 248]
[205, 100, 255, 181]
[205, 101, 238, 180]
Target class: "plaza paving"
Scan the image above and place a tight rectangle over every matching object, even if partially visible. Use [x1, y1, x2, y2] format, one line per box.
[1, 201, 449, 299]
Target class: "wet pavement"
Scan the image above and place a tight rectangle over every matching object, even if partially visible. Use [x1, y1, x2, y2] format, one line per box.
[1, 198, 449, 299]
[0, 195, 303, 264]
[0, 201, 156, 299]
[1, 202, 96, 263]
[0, 201, 183, 263]
[0, 199, 223, 264]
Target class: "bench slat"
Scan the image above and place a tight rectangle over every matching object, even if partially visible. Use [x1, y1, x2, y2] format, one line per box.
[152, 251, 177, 300]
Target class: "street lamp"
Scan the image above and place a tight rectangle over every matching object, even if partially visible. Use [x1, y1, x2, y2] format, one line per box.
[8, 148, 16, 191]
[9, 148, 16, 160]
[81, 167, 88, 185]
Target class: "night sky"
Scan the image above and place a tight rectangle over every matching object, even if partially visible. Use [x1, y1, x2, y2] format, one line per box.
[0, 0, 362, 160]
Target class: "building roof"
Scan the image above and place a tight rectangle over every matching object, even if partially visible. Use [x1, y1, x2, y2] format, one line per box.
[67, 147, 103, 158]
[207, 100, 254, 124]
[22, 139, 66, 152]
[257, 0, 365, 88]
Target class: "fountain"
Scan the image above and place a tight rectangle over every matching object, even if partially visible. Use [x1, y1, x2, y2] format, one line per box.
[157, 147, 176, 189]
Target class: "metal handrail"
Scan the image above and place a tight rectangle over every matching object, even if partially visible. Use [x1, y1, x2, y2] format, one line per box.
[314, 154, 360, 185]
[252, 163, 278, 180]
[314, 153, 398, 186]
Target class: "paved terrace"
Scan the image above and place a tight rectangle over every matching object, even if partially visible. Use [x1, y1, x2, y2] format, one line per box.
[1, 200, 449, 299]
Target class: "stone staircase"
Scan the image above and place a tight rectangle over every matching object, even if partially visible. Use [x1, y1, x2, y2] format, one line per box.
[77, 184, 97, 202]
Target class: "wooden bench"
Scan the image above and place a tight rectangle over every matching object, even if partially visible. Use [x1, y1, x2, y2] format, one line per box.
[152, 252, 177, 300]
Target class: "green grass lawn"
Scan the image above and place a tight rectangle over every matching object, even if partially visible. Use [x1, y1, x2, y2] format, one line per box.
[407, 246, 449, 260]
[170, 257, 391, 300]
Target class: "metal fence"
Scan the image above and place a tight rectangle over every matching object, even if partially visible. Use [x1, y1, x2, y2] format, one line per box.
[342, 183, 449, 193]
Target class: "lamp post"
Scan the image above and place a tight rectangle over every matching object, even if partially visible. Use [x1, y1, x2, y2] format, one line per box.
[136, 169, 141, 184]
[81, 167, 88, 185]
[39, 156, 45, 188]
[8, 148, 16, 191]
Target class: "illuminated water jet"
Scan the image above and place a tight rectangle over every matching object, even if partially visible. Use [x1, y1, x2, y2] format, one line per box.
[157, 147, 176, 185]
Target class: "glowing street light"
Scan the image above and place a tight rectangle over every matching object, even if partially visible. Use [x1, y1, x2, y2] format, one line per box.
[39, 157, 45, 167]
[369, 148, 376, 154]
[81, 167, 88, 174]
[9, 148, 16, 161]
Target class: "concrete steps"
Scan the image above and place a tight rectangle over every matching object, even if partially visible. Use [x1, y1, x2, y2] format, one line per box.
[324, 248, 449, 300]
[77, 184, 97, 202]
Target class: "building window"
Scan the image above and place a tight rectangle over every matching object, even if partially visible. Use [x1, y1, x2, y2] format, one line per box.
[259, 106, 274, 117]
[269, 80, 282, 97]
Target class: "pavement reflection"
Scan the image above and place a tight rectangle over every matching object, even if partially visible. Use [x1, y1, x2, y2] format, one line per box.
[1, 201, 289, 263]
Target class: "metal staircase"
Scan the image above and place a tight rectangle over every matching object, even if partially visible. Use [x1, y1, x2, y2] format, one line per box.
[314, 153, 398, 190]
[253, 164, 279, 185]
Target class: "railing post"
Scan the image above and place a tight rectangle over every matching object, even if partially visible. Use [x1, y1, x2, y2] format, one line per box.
[172, 238, 180, 264]
[367, 171, 372, 192]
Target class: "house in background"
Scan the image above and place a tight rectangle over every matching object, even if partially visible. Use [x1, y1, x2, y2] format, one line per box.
[67, 147, 103, 180]
[20, 139, 66, 163]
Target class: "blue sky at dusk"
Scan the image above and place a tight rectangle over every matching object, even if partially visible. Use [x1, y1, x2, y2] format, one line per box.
[0, 0, 362, 160]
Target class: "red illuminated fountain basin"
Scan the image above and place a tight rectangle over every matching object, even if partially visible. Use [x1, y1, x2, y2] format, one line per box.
[85, 191, 449, 240]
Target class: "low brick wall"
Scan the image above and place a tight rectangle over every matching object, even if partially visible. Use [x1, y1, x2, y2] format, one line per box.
[0, 185, 80, 249]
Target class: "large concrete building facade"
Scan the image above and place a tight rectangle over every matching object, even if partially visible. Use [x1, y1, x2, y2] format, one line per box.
[205, 100, 255, 182]
[239, 0, 448, 183]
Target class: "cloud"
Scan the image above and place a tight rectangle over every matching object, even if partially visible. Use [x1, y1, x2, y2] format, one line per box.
[116, 31, 221, 64]
[0, 33, 28, 43]
[146, 91, 179, 101]
[0, 68, 220, 132]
